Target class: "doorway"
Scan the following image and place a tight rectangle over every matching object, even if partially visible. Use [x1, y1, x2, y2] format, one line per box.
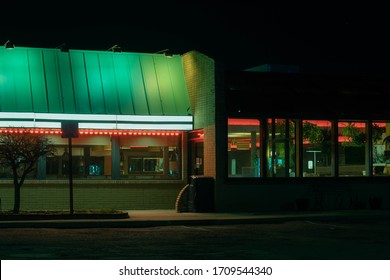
[188, 129, 204, 178]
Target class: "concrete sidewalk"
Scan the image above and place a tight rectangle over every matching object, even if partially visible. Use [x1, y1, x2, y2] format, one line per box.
[0, 209, 389, 228]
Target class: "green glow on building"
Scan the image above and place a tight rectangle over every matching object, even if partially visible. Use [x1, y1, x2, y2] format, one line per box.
[0, 47, 191, 117]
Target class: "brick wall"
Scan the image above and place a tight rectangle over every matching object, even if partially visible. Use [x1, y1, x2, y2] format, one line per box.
[0, 180, 183, 211]
[182, 51, 216, 177]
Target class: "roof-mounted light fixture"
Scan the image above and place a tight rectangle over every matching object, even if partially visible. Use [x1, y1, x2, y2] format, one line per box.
[4, 40, 14, 49]
[155, 48, 173, 58]
[55, 43, 68, 52]
[107, 44, 122, 53]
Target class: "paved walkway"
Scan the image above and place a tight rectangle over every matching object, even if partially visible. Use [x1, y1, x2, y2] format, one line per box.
[0, 209, 389, 228]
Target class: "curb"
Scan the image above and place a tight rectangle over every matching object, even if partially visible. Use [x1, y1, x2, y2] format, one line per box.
[0, 212, 129, 222]
[0, 211, 388, 229]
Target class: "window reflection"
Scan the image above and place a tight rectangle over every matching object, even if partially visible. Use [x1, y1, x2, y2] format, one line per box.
[43, 133, 182, 180]
[228, 118, 260, 177]
[267, 118, 296, 177]
[226, 118, 387, 178]
[372, 121, 390, 176]
[46, 146, 107, 178]
[302, 120, 332, 177]
[338, 121, 368, 176]
[121, 146, 180, 179]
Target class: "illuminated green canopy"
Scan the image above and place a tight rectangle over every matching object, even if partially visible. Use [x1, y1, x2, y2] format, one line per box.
[0, 47, 191, 117]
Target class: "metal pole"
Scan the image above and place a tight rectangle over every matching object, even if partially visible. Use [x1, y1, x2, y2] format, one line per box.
[68, 137, 74, 214]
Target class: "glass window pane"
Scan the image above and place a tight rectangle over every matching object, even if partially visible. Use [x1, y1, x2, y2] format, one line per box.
[267, 119, 296, 177]
[338, 121, 368, 176]
[121, 145, 180, 179]
[302, 120, 332, 177]
[228, 118, 260, 177]
[372, 121, 390, 176]
[46, 145, 108, 179]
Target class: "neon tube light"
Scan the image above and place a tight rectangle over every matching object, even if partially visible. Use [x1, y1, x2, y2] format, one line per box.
[0, 112, 192, 123]
[0, 128, 181, 136]
[0, 112, 193, 130]
[117, 123, 193, 130]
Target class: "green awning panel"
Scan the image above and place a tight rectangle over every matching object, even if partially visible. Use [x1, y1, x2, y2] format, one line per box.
[28, 49, 49, 112]
[0, 47, 191, 117]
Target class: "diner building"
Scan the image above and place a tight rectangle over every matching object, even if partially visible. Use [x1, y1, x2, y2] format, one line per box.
[0, 45, 198, 210]
[0, 44, 389, 212]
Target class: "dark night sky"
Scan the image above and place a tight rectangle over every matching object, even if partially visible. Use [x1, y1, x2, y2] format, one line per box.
[2, 2, 389, 75]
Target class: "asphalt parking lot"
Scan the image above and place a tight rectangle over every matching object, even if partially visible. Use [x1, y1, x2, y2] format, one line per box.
[1, 218, 389, 260]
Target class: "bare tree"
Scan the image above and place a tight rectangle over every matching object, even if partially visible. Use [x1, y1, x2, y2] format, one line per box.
[0, 131, 56, 213]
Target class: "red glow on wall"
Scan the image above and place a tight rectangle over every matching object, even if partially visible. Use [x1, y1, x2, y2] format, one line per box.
[248, 142, 260, 148]
[338, 122, 365, 128]
[338, 136, 352, 142]
[304, 120, 332, 127]
[229, 119, 388, 128]
[228, 118, 260, 126]
[373, 122, 387, 127]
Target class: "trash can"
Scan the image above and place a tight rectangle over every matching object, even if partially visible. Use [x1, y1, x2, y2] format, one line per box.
[188, 175, 215, 212]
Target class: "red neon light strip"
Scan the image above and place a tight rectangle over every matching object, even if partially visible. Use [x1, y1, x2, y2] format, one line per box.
[0, 128, 181, 136]
[0, 129, 62, 134]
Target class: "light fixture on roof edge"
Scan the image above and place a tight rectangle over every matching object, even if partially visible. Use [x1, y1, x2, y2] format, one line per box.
[55, 43, 68, 52]
[107, 44, 122, 53]
[155, 48, 173, 58]
[4, 40, 14, 49]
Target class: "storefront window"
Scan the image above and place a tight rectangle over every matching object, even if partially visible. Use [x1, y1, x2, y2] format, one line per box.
[372, 121, 390, 176]
[46, 145, 109, 178]
[228, 118, 260, 177]
[302, 120, 332, 177]
[122, 145, 180, 179]
[338, 121, 368, 176]
[87, 151, 106, 177]
[227, 117, 390, 179]
[43, 132, 182, 180]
